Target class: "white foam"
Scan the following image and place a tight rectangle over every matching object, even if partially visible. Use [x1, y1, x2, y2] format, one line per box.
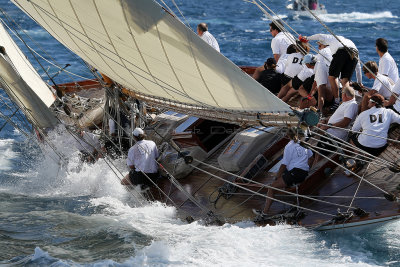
[3, 127, 386, 266]
[319, 11, 398, 23]
[84, 197, 380, 266]
[0, 139, 16, 171]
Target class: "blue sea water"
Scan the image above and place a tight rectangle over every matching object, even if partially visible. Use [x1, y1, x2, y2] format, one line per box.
[1, 0, 400, 266]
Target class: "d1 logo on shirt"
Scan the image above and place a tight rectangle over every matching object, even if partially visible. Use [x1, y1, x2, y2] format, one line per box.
[292, 57, 303, 64]
[369, 114, 383, 123]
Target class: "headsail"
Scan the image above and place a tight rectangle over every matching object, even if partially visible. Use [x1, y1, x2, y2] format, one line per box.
[12, 0, 292, 117]
[0, 21, 57, 129]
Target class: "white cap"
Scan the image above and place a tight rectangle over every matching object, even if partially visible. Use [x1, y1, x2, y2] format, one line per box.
[132, 127, 144, 137]
[303, 54, 316, 64]
[317, 39, 329, 46]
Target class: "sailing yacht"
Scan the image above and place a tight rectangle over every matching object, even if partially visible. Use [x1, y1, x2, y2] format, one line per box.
[0, 0, 399, 232]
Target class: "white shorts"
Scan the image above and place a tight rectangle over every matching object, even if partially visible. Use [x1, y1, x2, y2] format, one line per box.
[315, 62, 329, 87]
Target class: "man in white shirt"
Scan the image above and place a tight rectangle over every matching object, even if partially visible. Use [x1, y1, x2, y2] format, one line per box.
[121, 128, 159, 187]
[269, 20, 295, 62]
[360, 61, 394, 112]
[75, 130, 102, 163]
[277, 41, 309, 102]
[302, 54, 334, 112]
[376, 38, 398, 83]
[306, 34, 362, 109]
[252, 44, 296, 81]
[314, 86, 358, 163]
[384, 79, 400, 114]
[351, 94, 400, 156]
[197, 23, 220, 52]
[253, 129, 313, 216]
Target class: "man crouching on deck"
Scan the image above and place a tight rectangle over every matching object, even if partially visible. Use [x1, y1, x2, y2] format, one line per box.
[254, 128, 313, 216]
[121, 128, 159, 188]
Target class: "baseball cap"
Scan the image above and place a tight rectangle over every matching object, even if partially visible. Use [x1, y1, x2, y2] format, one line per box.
[265, 57, 276, 66]
[133, 127, 144, 137]
[303, 54, 316, 64]
[317, 40, 329, 46]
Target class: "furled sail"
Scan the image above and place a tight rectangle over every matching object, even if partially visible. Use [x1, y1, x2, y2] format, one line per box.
[12, 0, 293, 119]
[0, 21, 57, 129]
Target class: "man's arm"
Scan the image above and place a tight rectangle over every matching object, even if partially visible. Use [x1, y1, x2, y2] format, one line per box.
[384, 94, 398, 107]
[322, 117, 352, 130]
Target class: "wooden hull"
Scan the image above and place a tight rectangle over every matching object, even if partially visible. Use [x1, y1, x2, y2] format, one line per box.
[148, 126, 400, 231]
[56, 75, 400, 232]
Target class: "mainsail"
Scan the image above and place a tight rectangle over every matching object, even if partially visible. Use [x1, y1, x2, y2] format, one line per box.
[0, 21, 57, 129]
[12, 0, 292, 119]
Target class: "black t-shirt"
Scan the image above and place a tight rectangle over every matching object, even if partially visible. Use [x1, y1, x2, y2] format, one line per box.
[258, 69, 281, 95]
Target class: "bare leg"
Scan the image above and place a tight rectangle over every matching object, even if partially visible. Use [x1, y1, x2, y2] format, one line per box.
[317, 84, 333, 112]
[278, 84, 290, 99]
[263, 176, 287, 214]
[317, 84, 326, 111]
[281, 87, 298, 103]
[328, 75, 339, 99]
[341, 78, 350, 88]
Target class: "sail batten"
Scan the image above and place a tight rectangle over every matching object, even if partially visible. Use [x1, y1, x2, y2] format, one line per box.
[12, 0, 292, 114]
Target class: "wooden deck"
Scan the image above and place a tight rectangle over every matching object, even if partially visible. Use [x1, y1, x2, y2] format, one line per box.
[150, 129, 400, 229]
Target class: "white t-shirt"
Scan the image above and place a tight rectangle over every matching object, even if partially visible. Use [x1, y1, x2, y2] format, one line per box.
[297, 66, 314, 82]
[314, 61, 329, 87]
[284, 52, 304, 78]
[201, 31, 220, 52]
[271, 32, 294, 57]
[317, 46, 332, 66]
[392, 79, 400, 112]
[379, 52, 399, 83]
[327, 98, 358, 140]
[281, 140, 313, 172]
[308, 34, 362, 83]
[371, 73, 394, 99]
[308, 34, 357, 55]
[127, 140, 159, 173]
[276, 54, 288, 74]
[351, 106, 400, 148]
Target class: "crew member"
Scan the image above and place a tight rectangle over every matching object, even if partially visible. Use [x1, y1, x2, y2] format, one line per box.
[277, 40, 309, 102]
[121, 128, 159, 188]
[75, 129, 103, 163]
[376, 38, 398, 83]
[255, 58, 281, 94]
[269, 20, 294, 62]
[314, 86, 358, 163]
[360, 61, 394, 112]
[305, 34, 362, 110]
[350, 94, 400, 156]
[254, 128, 313, 216]
[197, 23, 220, 52]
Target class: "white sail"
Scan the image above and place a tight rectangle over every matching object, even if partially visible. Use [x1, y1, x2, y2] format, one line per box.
[0, 22, 57, 129]
[0, 54, 58, 129]
[12, 0, 292, 115]
[0, 22, 55, 107]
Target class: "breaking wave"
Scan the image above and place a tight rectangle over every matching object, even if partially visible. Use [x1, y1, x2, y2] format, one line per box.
[319, 11, 398, 23]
